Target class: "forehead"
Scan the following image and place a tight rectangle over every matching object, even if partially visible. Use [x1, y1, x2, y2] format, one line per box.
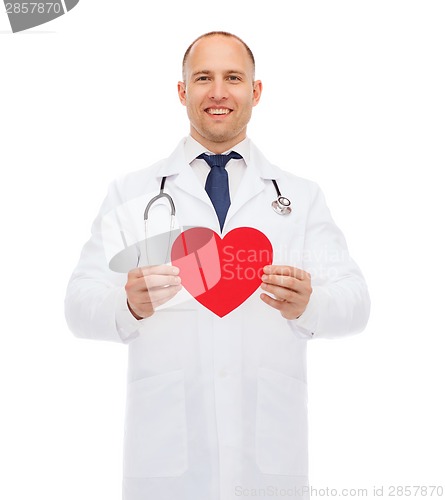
[185, 35, 253, 75]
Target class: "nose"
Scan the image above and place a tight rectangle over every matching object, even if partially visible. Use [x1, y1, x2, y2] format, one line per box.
[208, 77, 229, 101]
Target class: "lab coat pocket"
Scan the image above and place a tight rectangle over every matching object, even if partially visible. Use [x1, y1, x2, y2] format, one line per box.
[123, 369, 188, 478]
[256, 367, 308, 476]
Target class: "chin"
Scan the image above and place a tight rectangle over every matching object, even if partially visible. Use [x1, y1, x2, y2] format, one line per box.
[205, 127, 243, 143]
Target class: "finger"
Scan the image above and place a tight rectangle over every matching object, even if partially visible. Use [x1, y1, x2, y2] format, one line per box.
[260, 282, 298, 302]
[129, 265, 180, 279]
[140, 265, 180, 277]
[143, 274, 181, 289]
[260, 292, 286, 311]
[126, 275, 179, 299]
[146, 284, 182, 304]
[127, 268, 180, 291]
[128, 267, 143, 279]
[129, 283, 182, 318]
[263, 265, 309, 281]
[128, 284, 182, 308]
[261, 273, 301, 291]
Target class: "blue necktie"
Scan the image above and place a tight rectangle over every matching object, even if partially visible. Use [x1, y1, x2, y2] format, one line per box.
[197, 151, 243, 231]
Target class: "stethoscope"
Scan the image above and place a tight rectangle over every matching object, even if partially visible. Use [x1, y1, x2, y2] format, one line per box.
[270, 180, 292, 216]
[141, 176, 291, 264]
[144, 176, 291, 224]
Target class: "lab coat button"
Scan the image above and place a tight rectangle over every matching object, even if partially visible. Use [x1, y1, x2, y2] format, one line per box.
[218, 369, 228, 378]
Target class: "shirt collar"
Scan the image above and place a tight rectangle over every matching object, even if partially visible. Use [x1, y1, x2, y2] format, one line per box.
[155, 136, 283, 180]
[184, 135, 251, 165]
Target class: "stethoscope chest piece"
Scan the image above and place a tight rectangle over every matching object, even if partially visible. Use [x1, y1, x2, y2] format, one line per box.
[271, 180, 292, 215]
[272, 196, 292, 215]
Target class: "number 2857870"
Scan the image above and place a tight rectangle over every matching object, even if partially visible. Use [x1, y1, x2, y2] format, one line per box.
[5, 3, 62, 14]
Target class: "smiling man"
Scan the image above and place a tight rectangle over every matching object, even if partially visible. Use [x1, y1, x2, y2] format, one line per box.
[178, 34, 262, 152]
[65, 32, 370, 500]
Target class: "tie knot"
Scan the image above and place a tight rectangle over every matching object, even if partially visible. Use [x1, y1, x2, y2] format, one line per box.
[197, 151, 243, 169]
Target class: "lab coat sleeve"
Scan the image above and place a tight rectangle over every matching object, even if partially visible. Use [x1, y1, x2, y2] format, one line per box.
[64, 181, 145, 343]
[289, 181, 371, 339]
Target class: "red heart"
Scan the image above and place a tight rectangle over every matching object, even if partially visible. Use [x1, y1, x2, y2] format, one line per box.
[171, 227, 273, 317]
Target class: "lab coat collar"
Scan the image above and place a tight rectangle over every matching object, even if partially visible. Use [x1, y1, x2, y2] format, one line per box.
[155, 137, 283, 181]
[154, 138, 285, 232]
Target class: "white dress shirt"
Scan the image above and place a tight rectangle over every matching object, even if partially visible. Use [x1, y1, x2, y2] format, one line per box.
[184, 135, 249, 200]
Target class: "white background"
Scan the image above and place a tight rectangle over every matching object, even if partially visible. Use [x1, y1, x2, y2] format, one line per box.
[1, 1, 444, 498]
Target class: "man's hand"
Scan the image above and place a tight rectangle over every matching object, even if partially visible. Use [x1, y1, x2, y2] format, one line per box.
[260, 265, 312, 320]
[125, 265, 182, 320]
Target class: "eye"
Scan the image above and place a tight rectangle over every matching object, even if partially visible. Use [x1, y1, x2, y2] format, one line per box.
[196, 76, 211, 82]
[227, 75, 242, 82]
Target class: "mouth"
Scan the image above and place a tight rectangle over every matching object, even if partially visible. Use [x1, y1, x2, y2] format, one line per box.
[205, 107, 233, 117]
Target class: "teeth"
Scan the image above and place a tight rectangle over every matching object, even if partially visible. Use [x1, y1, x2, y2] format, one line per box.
[207, 108, 231, 115]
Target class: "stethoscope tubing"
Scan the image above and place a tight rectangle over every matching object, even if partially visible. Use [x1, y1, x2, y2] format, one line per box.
[144, 176, 292, 223]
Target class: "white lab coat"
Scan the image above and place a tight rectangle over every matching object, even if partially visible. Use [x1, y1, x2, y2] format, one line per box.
[65, 138, 370, 500]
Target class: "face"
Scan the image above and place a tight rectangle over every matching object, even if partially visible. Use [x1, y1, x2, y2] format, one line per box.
[178, 35, 262, 153]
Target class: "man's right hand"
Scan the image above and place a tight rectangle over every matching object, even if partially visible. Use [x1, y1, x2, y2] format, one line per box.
[125, 265, 182, 320]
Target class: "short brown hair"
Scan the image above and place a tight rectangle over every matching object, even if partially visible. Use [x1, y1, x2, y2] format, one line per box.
[182, 31, 256, 81]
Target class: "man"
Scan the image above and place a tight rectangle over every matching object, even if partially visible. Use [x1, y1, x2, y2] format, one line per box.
[65, 32, 370, 500]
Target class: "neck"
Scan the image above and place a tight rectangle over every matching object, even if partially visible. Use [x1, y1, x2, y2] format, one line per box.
[190, 129, 246, 154]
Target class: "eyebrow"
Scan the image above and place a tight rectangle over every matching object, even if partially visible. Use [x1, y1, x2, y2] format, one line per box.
[191, 70, 211, 77]
[191, 69, 247, 78]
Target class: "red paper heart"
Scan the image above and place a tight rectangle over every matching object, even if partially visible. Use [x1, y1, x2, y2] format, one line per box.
[171, 227, 273, 317]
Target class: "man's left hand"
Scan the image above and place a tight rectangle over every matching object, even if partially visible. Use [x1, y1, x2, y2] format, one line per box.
[260, 265, 312, 320]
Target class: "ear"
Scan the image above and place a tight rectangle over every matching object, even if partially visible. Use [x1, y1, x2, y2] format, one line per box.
[178, 81, 187, 106]
[252, 80, 263, 107]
